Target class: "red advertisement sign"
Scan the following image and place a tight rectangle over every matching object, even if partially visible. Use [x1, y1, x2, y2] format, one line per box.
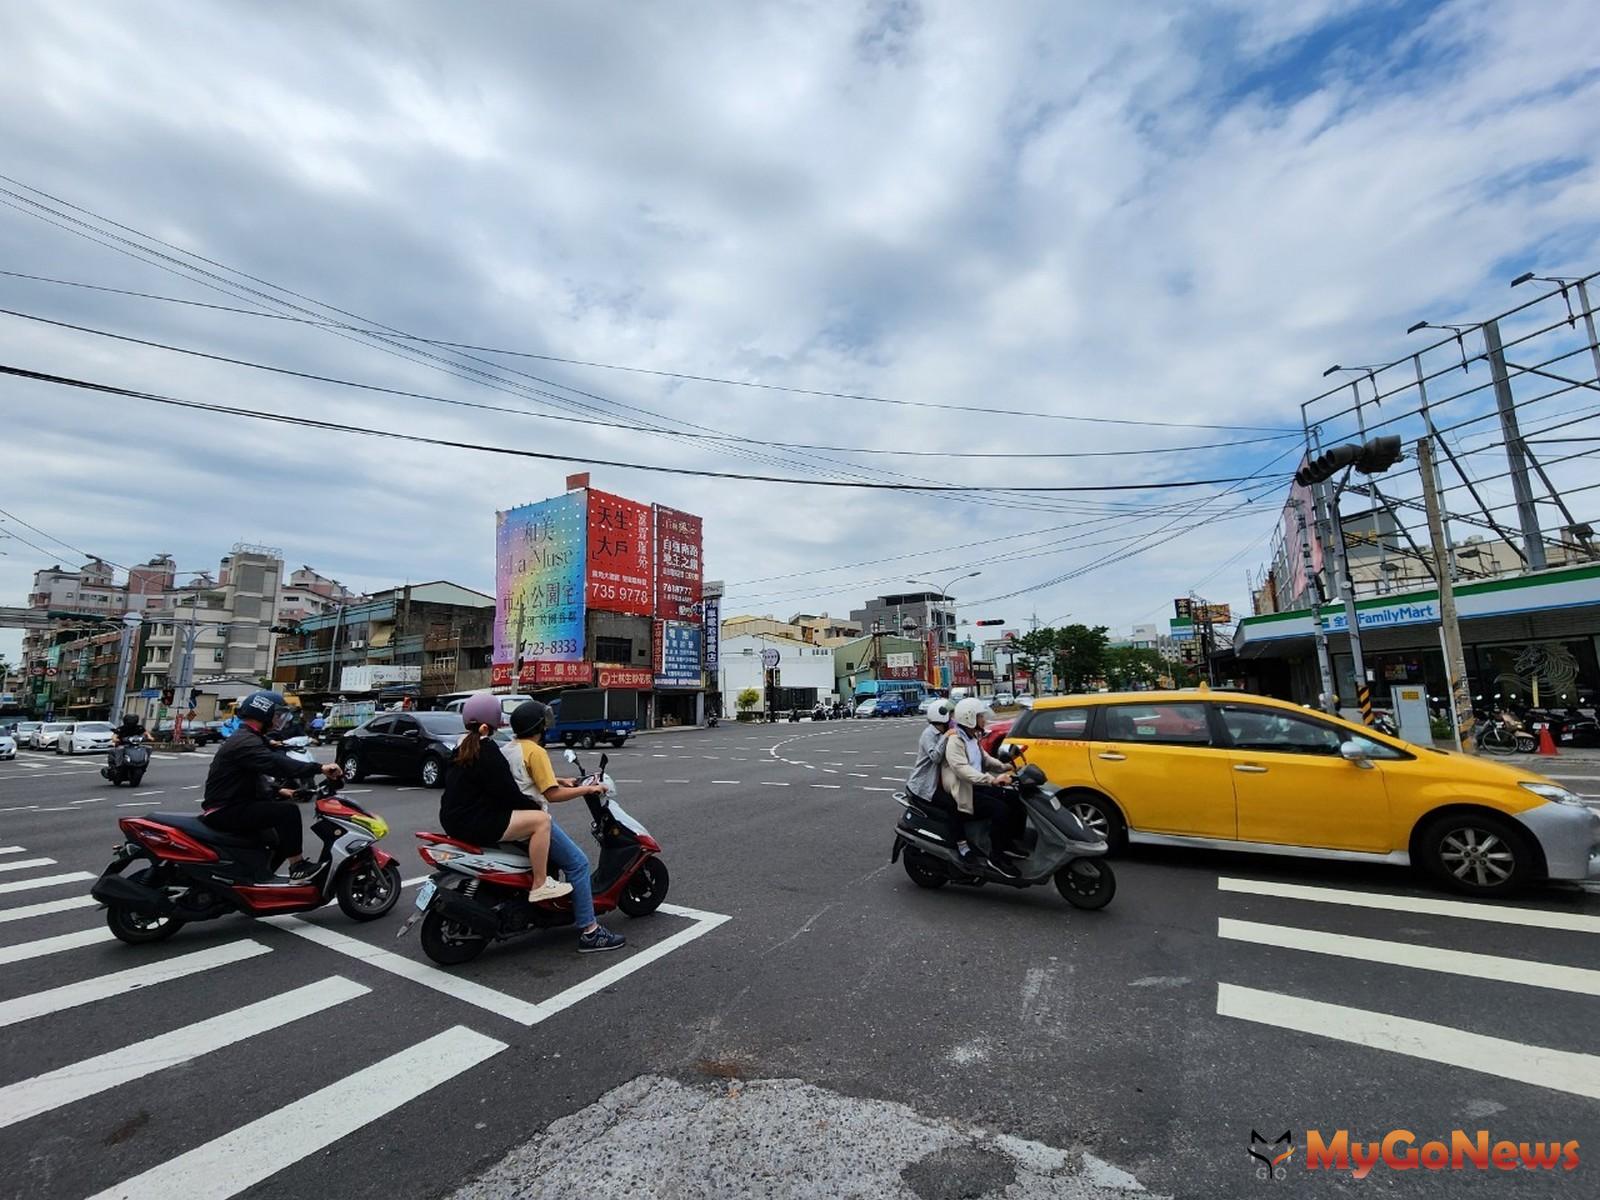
[949, 649, 975, 688]
[653, 505, 703, 622]
[880, 663, 922, 680]
[586, 490, 653, 615]
[491, 662, 513, 688]
[537, 660, 592, 685]
[598, 665, 654, 689]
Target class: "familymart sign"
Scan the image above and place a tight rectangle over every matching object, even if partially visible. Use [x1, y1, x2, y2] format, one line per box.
[1324, 600, 1439, 633]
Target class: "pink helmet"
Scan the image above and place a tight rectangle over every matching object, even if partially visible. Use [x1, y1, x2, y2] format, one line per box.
[462, 693, 505, 729]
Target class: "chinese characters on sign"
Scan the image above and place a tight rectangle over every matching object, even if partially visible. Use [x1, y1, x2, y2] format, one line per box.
[586, 489, 654, 616]
[494, 493, 588, 678]
[653, 505, 703, 622]
[655, 621, 702, 688]
[597, 665, 654, 689]
[702, 595, 720, 671]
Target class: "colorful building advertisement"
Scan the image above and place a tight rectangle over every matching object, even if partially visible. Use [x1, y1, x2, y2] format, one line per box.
[586, 489, 653, 615]
[653, 505, 703, 622]
[494, 492, 587, 679]
[655, 620, 703, 688]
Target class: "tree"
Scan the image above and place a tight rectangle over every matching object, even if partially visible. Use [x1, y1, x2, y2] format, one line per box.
[1053, 624, 1109, 693]
[1103, 646, 1165, 691]
[1011, 629, 1056, 682]
[735, 687, 761, 713]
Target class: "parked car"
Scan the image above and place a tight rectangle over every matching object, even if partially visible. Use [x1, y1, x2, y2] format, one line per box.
[876, 695, 907, 717]
[187, 720, 227, 746]
[1000, 686, 1600, 896]
[0, 732, 15, 761]
[59, 720, 116, 755]
[31, 721, 72, 749]
[853, 699, 880, 718]
[992, 692, 1016, 709]
[338, 710, 468, 787]
[10, 720, 40, 747]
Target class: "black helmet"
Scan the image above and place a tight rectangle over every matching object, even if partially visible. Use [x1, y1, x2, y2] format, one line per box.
[237, 689, 287, 729]
[509, 700, 553, 740]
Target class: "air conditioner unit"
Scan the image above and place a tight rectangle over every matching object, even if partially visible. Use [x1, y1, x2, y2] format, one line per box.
[349, 639, 366, 649]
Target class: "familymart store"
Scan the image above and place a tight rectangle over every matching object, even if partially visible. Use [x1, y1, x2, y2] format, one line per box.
[1233, 563, 1600, 715]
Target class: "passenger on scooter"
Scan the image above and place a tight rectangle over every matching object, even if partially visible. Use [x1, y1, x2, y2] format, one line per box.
[201, 690, 343, 880]
[503, 700, 627, 954]
[943, 698, 1023, 874]
[438, 694, 572, 904]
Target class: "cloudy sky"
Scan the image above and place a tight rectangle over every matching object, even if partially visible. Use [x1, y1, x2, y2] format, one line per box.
[3, 0, 1599, 664]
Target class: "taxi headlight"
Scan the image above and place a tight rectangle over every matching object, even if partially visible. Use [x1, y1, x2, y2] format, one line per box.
[1520, 781, 1586, 807]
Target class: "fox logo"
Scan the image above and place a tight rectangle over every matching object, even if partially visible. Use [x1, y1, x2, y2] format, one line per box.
[1250, 1130, 1295, 1180]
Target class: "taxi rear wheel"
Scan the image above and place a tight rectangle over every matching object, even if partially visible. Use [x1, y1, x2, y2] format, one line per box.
[1417, 812, 1535, 896]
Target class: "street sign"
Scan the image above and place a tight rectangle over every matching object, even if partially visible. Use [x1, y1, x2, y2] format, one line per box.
[139, 687, 160, 699]
[761, 648, 781, 669]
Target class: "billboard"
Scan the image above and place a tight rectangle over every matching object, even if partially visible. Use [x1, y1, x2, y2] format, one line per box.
[655, 620, 702, 688]
[654, 505, 703, 622]
[702, 595, 720, 672]
[598, 665, 653, 689]
[494, 492, 587, 679]
[586, 489, 653, 615]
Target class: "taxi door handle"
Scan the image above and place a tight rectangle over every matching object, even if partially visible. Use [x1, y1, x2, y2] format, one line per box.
[1233, 764, 1268, 774]
[1097, 751, 1127, 761]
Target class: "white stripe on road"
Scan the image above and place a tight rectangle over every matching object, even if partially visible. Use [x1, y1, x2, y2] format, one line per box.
[71, 798, 103, 804]
[810, 784, 841, 790]
[0, 926, 112, 965]
[0, 940, 271, 1028]
[0, 806, 38, 814]
[0, 846, 24, 855]
[863, 787, 895, 792]
[710, 780, 739, 785]
[401, 876, 429, 887]
[0, 871, 95, 895]
[86, 1025, 506, 1200]
[1218, 918, 1600, 996]
[1217, 876, 1600, 935]
[181, 784, 201, 790]
[759, 782, 789, 787]
[0, 895, 99, 924]
[0, 976, 370, 1130]
[536, 903, 732, 1021]
[132, 790, 163, 796]
[1217, 982, 1600, 1100]
[0, 858, 57, 874]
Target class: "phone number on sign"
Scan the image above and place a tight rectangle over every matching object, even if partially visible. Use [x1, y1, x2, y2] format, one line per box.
[520, 639, 580, 656]
[589, 583, 650, 605]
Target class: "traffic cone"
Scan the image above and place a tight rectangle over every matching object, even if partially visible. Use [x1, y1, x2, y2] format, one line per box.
[1537, 725, 1560, 756]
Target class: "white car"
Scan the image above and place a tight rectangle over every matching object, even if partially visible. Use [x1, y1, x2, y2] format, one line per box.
[0, 733, 16, 760]
[60, 721, 116, 754]
[992, 692, 1015, 708]
[31, 721, 72, 749]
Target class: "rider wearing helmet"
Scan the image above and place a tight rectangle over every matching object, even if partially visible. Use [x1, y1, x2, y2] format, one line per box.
[503, 701, 627, 953]
[941, 698, 1022, 874]
[201, 690, 343, 880]
[905, 698, 954, 806]
[439, 694, 571, 903]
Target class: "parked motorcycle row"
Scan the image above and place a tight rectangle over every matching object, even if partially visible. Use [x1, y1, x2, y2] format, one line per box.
[1474, 704, 1600, 754]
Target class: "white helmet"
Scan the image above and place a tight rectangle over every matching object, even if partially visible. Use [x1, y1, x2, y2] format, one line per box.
[953, 697, 987, 731]
[926, 699, 952, 725]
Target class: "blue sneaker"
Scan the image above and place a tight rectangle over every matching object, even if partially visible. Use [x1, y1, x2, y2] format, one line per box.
[578, 924, 626, 954]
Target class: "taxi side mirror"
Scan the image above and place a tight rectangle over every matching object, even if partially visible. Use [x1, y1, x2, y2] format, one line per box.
[1340, 740, 1374, 769]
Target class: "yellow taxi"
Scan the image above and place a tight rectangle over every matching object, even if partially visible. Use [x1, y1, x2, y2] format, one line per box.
[1000, 686, 1600, 896]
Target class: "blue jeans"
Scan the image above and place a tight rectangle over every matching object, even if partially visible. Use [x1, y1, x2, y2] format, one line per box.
[547, 819, 595, 929]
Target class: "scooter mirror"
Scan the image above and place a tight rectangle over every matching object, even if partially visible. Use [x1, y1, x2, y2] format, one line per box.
[598, 753, 609, 776]
[563, 748, 578, 763]
[996, 742, 1020, 762]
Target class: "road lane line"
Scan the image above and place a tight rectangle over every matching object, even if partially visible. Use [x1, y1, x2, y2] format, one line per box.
[0, 858, 57, 874]
[132, 790, 162, 796]
[85, 1024, 507, 1200]
[181, 784, 201, 790]
[401, 876, 429, 887]
[880, 777, 903, 783]
[0, 940, 271, 1028]
[0, 806, 38, 814]
[1216, 982, 1600, 1100]
[536, 904, 731, 1020]
[863, 787, 894, 792]
[760, 782, 790, 787]
[0, 846, 25, 855]
[810, 784, 841, 790]
[0, 926, 113, 965]
[0, 871, 96, 895]
[0, 976, 370, 1129]
[1218, 918, 1600, 996]
[1217, 877, 1600, 934]
[711, 780, 739, 785]
[70, 798, 103, 804]
[0, 895, 99, 924]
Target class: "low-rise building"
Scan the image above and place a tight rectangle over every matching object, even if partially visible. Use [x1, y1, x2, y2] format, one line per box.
[716, 633, 838, 716]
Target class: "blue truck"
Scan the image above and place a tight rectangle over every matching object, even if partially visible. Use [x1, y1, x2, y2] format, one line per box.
[543, 688, 638, 749]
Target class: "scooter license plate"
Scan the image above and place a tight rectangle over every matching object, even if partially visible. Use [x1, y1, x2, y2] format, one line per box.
[414, 880, 436, 911]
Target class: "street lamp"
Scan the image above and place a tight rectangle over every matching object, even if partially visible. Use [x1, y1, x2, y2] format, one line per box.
[906, 571, 980, 649]
[1512, 270, 1600, 385]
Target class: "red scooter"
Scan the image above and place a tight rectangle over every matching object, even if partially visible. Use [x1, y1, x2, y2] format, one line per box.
[405, 750, 669, 965]
[91, 778, 403, 943]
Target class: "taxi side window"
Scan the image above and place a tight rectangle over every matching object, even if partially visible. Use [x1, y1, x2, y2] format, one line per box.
[1016, 709, 1091, 739]
[1220, 705, 1342, 756]
[1100, 703, 1210, 745]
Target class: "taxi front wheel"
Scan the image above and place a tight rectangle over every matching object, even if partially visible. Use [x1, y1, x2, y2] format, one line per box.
[1417, 812, 1534, 897]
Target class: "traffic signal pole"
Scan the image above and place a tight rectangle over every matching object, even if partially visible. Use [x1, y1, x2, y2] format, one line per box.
[1418, 437, 1473, 751]
[1298, 517, 1338, 714]
[1322, 474, 1374, 725]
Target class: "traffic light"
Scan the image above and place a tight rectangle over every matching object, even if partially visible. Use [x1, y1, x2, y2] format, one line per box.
[161, 687, 174, 706]
[975, 618, 1007, 626]
[1355, 435, 1403, 475]
[1295, 436, 1405, 486]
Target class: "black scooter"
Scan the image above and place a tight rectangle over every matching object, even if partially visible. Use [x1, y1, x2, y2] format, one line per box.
[102, 735, 150, 787]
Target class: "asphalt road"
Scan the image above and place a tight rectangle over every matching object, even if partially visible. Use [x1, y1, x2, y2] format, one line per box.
[2, 723, 1599, 1199]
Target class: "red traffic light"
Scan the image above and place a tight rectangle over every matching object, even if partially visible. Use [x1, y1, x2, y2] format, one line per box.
[975, 618, 1007, 626]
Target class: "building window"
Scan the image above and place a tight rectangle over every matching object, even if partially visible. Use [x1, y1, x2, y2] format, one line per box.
[595, 636, 632, 663]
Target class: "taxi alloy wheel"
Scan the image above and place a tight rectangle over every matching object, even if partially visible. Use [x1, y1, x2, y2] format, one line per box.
[1421, 812, 1532, 896]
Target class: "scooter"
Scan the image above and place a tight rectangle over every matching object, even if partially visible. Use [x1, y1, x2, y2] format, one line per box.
[90, 775, 402, 944]
[405, 749, 669, 966]
[102, 734, 151, 787]
[890, 745, 1116, 909]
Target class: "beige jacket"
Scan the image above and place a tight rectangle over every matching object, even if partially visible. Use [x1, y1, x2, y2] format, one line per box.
[940, 728, 1007, 814]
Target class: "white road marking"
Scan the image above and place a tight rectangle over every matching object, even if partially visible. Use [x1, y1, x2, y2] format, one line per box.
[863, 787, 895, 793]
[1217, 982, 1600, 1100]
[132, 790, 162, 796]
[33, 806, 78, 812]
[711, 780, 740, 785]
[0, 846, 25, 854]
[70, 798, 103, 805]
[0, 857, 57, 874]
[811, 784, 842, 790]
[1217, 877, 1600, 935]
[0, 940, 271, 1028]
[401, 876, 430, 887]
[1219, 918, 1600, 996]
[116, 802, 153, 807]
[0, 871, 95, 895]
[181, 784, 201, 790]
[86, 1025, 507, 1200]
[0, 895, 99, 924]
[880, 777, 904, 783]
[0, 975, 370, 1130]
[760, 781, 790, 787]
[664, 779, 690, 784]
[538, 903, 732, 1020]
[847, 773, 869, 778]
[0, 926, 113, 965]
[0, 806, 38, 814]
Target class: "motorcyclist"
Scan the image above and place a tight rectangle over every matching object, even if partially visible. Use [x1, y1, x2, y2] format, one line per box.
[200, 690, 342, 880]
[502, 700, 627, 953]
[438, 694, 572, 904]
[942, 698, 1022, 875]
[110, 712, 147, 771]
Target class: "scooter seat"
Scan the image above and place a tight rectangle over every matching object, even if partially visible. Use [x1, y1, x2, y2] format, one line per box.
[146, 812, 266, 850]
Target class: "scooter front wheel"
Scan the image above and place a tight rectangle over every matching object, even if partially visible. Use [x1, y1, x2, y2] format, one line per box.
[1055, 859, 1116, 910]
[419, 908, 489, 965]
[617, 857, 670, 916]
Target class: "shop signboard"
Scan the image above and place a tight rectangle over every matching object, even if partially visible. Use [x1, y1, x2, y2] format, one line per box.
[585, 489, 653, 615]
[972, 661, 995, 684]
[598, 665, 653, 689]
[885, 652, 915, 669]
[533, 660, 592, 686]
[949, 649, 975, 688]
[702, 595, 720, 671]
[655, 621, 702, 688]
[881, 662, 921, 680]
[1324, 598, 1439, 633]
[494, 493, 587, 681]
[653, 506, 703, 622]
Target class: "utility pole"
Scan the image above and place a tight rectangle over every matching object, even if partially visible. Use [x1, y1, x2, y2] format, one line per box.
[108, 611, 141, 724]
[1321, 476, 1373, 724]
[1482, 318, 1547, 570]
[1418, 438, 1472, 751]
[1410, 352, 1457, 580]
[327, 602, 346, 693]
[1299, 519, 1337, 714]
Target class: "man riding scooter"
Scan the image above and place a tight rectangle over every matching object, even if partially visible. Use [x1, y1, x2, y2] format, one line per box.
[942, 698, 1023, 877]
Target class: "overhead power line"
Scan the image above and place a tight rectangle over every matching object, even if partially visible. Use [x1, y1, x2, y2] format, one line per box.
[0, 363, 1294, 495]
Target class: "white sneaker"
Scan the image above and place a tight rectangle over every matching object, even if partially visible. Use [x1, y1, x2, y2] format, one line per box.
[528, 877, 574, 903]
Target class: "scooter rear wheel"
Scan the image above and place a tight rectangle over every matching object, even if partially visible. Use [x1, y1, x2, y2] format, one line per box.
[419, 909, 489, 965]
[1055, 859, 1116, 910]
[618, 857, 670, 916]
[902, 847, 948, 890]
[105, 866, 184, 944]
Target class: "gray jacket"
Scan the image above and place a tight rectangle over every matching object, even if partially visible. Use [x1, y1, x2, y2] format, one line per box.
[905, 722, 949, 802]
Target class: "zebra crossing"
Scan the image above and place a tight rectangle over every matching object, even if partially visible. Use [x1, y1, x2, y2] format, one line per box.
[1213, 875, 1600, 1101]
